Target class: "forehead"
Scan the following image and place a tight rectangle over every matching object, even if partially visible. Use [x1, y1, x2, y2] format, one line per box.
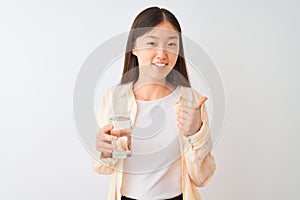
[138, 21, 179, 40]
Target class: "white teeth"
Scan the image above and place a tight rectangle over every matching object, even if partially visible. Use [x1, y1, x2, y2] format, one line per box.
[153, 63, 167, 67]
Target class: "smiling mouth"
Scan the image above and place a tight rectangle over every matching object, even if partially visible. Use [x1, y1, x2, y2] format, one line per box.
[152, 63, 168, 69]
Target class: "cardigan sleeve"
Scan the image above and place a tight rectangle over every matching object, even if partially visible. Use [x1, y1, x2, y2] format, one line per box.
[92, 88, 120, 175]
[184, 89, 216, 186]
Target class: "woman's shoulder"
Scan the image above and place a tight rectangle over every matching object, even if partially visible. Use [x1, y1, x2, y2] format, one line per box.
[103, 82, 132, 92]
[103, 82, 133, 98]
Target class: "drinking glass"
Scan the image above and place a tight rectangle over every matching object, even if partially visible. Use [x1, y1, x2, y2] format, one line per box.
[109, 112, 132, 159]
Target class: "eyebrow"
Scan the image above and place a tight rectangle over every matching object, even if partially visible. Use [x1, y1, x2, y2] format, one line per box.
[144, 35, 179, 40]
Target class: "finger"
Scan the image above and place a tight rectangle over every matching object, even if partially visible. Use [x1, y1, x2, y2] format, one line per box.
[101, 124, 114, 134]
[176, 106, 190, 119]
[96, 145, 114, 154]
[102, 133, 118, 142]
[96, 142, 115, 152]
[177, 105, 191, 113]
[97, 131, 118, 142]
[176, 111, 187, 121]
[177, 121, 189, 133]
[179, 118, 191, 130]
[178, 108, 198, 121]
[196, 97, 208, 109]
[110, 129, 130, 137]
[178, 110, 193, 120]
[97, 147, 113, 154]
[177, 110, 194, 122]
[178, 121, 195, 136]
[178, 105, 198, 119]
[102, 140, 113, 145]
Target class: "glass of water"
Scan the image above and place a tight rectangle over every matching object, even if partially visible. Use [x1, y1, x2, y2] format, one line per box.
[109, 112, 132, 159]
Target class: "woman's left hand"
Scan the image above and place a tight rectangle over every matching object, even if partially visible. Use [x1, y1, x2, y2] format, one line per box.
[176, 97, 208, 136]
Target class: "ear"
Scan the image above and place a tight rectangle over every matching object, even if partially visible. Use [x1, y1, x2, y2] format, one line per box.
[131, 41, 138, 56]
[132, 47, 137, 56]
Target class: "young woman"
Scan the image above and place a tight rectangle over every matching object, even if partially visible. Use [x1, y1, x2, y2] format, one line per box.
[94, 7, 216, 200]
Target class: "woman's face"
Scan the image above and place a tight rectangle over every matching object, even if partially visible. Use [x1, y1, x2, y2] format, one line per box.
[132, 20, 180, 82]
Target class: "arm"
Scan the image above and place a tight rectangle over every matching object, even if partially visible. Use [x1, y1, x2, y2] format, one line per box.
[184, 91, 216, 186]
[92, 89, 120, 175]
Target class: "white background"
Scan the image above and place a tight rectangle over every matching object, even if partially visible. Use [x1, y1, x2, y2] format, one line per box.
[1, 0, 300, 199]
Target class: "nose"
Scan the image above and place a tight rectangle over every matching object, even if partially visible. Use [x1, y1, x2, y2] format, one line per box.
[155, 46, 167, 60]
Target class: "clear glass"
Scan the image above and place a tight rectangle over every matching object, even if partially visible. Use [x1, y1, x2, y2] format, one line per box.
[109, 112, 132, 159]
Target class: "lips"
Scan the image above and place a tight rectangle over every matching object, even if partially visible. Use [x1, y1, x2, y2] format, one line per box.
[152, 62, 168, 68]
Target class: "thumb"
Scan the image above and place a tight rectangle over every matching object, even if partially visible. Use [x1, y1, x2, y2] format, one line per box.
[196, 96, 208, 110]
[101, 124, 114, 134]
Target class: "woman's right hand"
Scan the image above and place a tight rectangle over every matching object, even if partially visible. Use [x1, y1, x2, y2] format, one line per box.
[96, 125, 117, 158]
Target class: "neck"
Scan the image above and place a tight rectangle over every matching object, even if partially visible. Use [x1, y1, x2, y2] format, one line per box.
[133, 78, 176, 101]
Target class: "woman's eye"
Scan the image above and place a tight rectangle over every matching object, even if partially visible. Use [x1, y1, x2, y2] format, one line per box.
[147, 42, 156, 46]
[168, 43, 177, 47]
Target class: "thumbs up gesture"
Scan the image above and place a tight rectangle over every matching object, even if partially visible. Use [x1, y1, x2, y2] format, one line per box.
[176, 96, 208, 136]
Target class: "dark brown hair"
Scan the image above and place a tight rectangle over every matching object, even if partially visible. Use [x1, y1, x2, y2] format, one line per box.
[121, 7, 191, 87]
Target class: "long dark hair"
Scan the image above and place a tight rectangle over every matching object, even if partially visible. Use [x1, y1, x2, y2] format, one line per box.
[121, 7, 191, 87]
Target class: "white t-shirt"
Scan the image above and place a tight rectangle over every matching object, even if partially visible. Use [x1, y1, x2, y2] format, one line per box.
[121, 86, 182, 200]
